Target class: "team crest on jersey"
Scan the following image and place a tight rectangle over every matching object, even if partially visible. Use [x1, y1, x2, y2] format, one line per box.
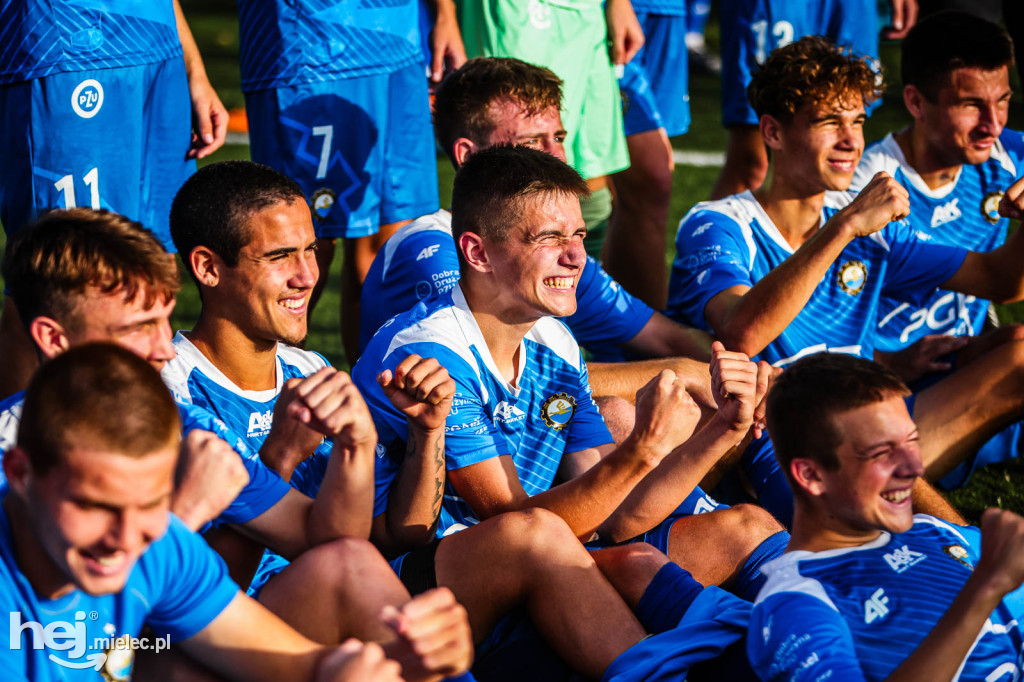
[838, 260, 867, 295]
[943, 544, 973, 568]
[71, 79, 104, 119]
[982, 192, 1004, 224]
[310, 188, 336, 221]
[541, 393, 576, 430]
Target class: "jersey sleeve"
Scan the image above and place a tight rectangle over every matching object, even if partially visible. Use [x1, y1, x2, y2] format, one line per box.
[880, 219, 968, 305]
[144, 516, 240, 642]
[565, 352, 615, 452]
[749, 592, 867, 682]
[668, 208, 755, 332]
[565, 257, 654, 348]
[176, 401, 291, 527]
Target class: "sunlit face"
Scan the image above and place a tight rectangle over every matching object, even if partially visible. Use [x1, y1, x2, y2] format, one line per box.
[22, 437, 177, 595]
[914, 66, 1011, 167]
[217, 200, 319, 347]
[67, 289, 176, 371]
[482, 101, 568, 162]
[775, 98, 866, 193]
[816, 396, 924, 539]
[482, 192, 587, 322]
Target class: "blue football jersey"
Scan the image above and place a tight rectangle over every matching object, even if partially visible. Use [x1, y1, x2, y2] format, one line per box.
[359, 210, 654, 354]
[749, 515, 1024, 681]
[0, 497, 238, 681]
[236, 0, 422, 91]
[629, 0, 685, 16]
[852, 130, 1024, 352]
[666, 191, 968, 366]
[0, 1, 181, 85]
[352, 285, 613, 533]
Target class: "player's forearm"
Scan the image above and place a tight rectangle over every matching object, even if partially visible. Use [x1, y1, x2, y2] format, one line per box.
[308, 441, 376, 543]
[715, 221, 855, 356]
[884, 576, 1004, 682]
[626, 314, 715, 362]
[588, 358, 715, 413]
[599, 413, 745, 542]
[386, 426, 446, 548]
[172, 0, 209, 85]
[953, 231, 1024, 303]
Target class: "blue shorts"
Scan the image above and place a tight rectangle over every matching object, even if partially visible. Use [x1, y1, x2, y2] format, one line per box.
[620, 12, 691, 137]
[245, 62, 439, 239]
[247, 550, 290, 599]
[0, 57, 194, 251]
[584, 486, 725, 554]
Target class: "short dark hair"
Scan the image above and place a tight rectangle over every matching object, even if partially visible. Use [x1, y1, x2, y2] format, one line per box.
[434, 57, 564, 165]
[2, 208, 179, 332]
[901, 11, 1013, 101]
[170, 161, 305, 278]
[450, 145, 589, 268]
[18, 343, 181, 475]
[765, 353, 910, 485]
[749, 36, 882, 123]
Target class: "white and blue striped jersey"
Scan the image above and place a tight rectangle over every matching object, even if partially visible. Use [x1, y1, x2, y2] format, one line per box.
[749, 515, 1024, 681]
[666, 191, 968, 366]
[0, 1, 182, 85]
[236, 0, 422, 92]
[852, 130, 1024, 353]
[359, 210, 654, 355]
[352, 285, 614, 534]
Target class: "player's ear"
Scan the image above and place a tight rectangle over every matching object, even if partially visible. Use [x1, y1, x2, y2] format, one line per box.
[452, 138, 478, 168]
[790, 458, 826, 497]
[761, 114, 784, 152]
[458, 232, 491, 273]
[903, 84, 926, 120]
[190, 246, 220, 288]
[3, 446, 33, 496]
[28, 316, 71, 360]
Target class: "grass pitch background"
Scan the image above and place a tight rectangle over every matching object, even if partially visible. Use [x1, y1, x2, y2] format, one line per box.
[4, 1, 1024, 519]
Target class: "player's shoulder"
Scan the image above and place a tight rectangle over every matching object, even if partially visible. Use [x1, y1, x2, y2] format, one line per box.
[755, 550, 841, 611]
[990, 128, 1024, 177]
[162, 332, 208, 400]
[276, 344, 329, 378]
[379, 210, 455, 279]
[906, 513, 976, 545]
[525, 317, 584, 372]
[366, 289, 475, 369]
[854, 134, 904, 184]
[675, 191, 768, 246]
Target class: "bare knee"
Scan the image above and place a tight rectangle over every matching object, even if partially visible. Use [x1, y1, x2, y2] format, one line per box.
[596, 395, 635, 444]
[592, 542, 671, 608]
[297, 536, 391, 586]
[720, 504, 784, 553]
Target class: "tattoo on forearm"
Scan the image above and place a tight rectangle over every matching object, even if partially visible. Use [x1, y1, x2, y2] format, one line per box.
[432, 435, 444, 516]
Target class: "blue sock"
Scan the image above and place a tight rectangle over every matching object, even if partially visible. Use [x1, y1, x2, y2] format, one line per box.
[635, 562, 704, 634]
[733, 531, 789, 602]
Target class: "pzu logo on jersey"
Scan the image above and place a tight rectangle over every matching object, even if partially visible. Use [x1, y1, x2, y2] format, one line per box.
[71, 79, 104, 119]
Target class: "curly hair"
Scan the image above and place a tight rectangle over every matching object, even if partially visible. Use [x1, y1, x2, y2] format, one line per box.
[748, 36, 882, 123]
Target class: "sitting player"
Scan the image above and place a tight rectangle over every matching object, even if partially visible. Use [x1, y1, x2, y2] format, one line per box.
[749, 352, 1024, 681]
[0, 208, 473, 681]
[668, 36, 1024, 523]
[168, 159, 702, 680]
[1, 343, 403, 681]
[360, 57, 715, 410]
[852, 13, 1024, 385]
[355, 146, 788, 618]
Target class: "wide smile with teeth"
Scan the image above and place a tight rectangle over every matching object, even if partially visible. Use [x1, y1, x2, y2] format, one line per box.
[279, 297, 306, 311]
[543, 276, 575, 290]
[82, 550, 127, 575]
[880, 489, 911, 504]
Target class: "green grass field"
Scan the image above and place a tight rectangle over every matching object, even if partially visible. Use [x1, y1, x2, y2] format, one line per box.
[5, 5, 1024, 519]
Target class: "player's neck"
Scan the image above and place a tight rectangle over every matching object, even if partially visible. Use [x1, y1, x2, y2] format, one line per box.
[462, 284, 531, 386]
[755, 174, 826, 249]
[188, 314, 279, 391]
[3, 495, 75, 600]
[897, 126, 962, 190]
[789, 506, 885, 553]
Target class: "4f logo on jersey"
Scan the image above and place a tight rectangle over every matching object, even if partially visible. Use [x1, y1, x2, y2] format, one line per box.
[247, 410, 273, 437]
[416, 244, 441, 261]
[982, 192, 1004, 224]
[838, 260, 867, 295]
[883, 545, 926, 573]
[930, 198, 961, 227]
[864, 588, 890, 624]
[71, 79, 104, 119]
[541, 393, 576, 430]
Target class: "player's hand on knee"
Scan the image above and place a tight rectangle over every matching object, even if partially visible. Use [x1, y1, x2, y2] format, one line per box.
[316, 640, 403, 682]
[835, 172, 910, 238]
[977, 508, 1024, 597]
[380, 587, 474, 680]
[999, 176, 1024, 221]
[630, 369, 701, 462]
[287, 367, 377, 449]
[173, 429, 251, 531]
[378, 355, 456, 433]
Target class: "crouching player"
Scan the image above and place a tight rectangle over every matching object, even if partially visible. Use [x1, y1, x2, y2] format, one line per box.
[749, 352, 1024, 680]
[0, 343, 404, 681]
